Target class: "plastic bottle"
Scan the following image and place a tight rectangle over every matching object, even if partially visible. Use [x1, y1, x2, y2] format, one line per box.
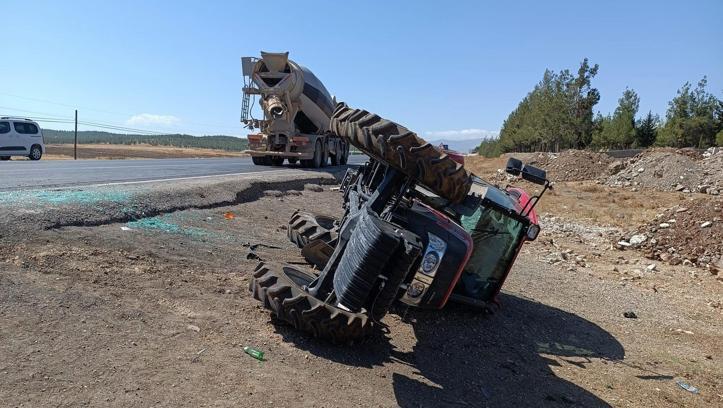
[244, 346, 265, 361]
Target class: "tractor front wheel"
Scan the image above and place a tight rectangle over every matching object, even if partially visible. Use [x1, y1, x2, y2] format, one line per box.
[249, 262, 372, 343]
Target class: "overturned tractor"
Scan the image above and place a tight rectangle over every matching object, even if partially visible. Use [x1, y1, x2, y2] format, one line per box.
[250, 103, 550, 342]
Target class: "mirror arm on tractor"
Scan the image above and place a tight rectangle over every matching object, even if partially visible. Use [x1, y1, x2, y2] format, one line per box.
[504, 157, 551, 217]
[520, 179, 551, 218]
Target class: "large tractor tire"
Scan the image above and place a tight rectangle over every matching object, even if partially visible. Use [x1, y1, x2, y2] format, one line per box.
[331, 103, 472, 203]
[288, 210, 338, 248]
[249, 262, 372, 343]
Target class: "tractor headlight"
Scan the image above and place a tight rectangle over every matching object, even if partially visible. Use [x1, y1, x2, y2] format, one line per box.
[526, 224, 540, 241]
[419, 233, 446, 276]
[407, 282, 426, 298]
[421, 252, 439, 274]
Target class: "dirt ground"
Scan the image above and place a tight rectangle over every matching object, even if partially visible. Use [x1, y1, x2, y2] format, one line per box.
[38, 144, 247, 160]
[0, 165, 721, 407]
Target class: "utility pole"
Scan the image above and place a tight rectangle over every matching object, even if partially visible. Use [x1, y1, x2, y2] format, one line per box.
[74, 109, 78, 160]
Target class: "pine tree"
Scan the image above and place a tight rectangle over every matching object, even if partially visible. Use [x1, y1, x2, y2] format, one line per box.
[635, 111, 659, 147]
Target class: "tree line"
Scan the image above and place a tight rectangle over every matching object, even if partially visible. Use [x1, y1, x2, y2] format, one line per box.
[42, 130, 248, 152]
[478, 60, 723, 157]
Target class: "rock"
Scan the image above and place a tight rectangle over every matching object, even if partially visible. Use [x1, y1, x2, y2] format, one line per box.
[629, 234, 647, 246]
[186, 324, 200, 332]
[659, 223, 671, 229]
[683, 259, 694, 267]
[646, 264, 657, 272]
[608, 161, 624, 174]
[617, 240, 631, 248]
[659, 253, 671, 262]
[637, 167, 645, 173]
[675, 184, 685, 191]
[623, 311, 638, 319]
[675, 207, 688, 213]
[700, 221, 712, 228]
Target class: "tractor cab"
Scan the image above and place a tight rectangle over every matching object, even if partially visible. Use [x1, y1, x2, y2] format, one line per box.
[449, 159, 550, 307]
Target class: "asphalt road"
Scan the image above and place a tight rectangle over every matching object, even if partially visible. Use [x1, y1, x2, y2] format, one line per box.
[0, 156, 366, 191]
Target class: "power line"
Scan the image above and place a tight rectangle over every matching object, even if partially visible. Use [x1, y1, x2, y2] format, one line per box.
[0, 92, 245, 133]
[1, 106, 181, 135]
[0, 92, 135, 118]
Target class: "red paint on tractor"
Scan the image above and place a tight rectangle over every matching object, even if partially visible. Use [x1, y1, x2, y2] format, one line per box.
[419, 202, 474, 308]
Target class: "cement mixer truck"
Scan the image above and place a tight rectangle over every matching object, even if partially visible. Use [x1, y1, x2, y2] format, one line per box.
[241, 52, 349, 167]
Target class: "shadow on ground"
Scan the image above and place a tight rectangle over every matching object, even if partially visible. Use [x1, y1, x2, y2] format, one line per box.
[274, 293, 624, 407]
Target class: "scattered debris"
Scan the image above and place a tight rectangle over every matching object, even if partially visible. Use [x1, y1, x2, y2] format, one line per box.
[224, 211, 236, 220]
[120, 226, 133, 231]
[186, 324, 200, 332]
[191, 348, 207, 363]
[676, 380, 700, 394]
[623, 311, 638, 319]
[623, 198, 722, 268]
[243, 346, 265, 361]
[629, 234, 647, 246]
[304, 184, 325, 193]
[246, 251, 262, 261]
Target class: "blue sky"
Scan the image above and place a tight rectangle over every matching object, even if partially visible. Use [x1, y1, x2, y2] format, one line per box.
[1, 0, 721, 140]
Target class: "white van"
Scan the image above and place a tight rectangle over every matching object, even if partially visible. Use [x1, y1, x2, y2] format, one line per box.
[0, 117, 45, 160]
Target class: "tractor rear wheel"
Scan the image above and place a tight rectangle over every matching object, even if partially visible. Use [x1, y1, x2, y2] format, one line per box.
[330, 103, 472, 203]
[249, 262, 372, 343]
[288, 210, 338, 248]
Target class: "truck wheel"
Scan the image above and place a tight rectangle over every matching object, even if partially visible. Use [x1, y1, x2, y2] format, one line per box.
[0, 156, 10, 161]
[270, 156, 284, 166]
[252, 156, 266, 165]
[288, 158, 298, 165]
[288, 210, 338, 248]
[29, 145, 43, 161]
[250, 262, 372, 343]
[340, 143, 349, 165]
[330, 142, 341, 166]
[312, 141, 323, 168]
[320, 146, 328, 168]
[331, 103, 471, 203]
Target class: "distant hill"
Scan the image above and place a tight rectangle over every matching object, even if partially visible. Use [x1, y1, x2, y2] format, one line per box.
[42, 129, 248, 152]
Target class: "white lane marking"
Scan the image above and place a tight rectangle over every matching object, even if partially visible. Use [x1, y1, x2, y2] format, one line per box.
[44, 169, 305, 190]
[0, 161, 251, 173]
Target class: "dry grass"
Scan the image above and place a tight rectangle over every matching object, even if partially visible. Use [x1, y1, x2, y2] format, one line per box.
[463, 155, 508, 178]
[43, 144, 247, 160]
[536, 181, 689, 228]
[462, 155, 687, 229]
